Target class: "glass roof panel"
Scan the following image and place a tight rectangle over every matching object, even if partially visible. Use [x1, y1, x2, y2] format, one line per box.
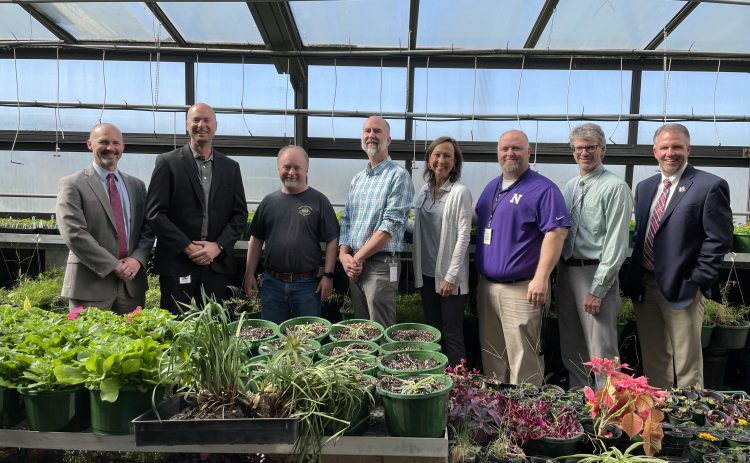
[537, 0, 684, 50]
[32, 2, 173, 42]
[665, 2, 750, 53]
[417, 0, 544, 49]
[158, 2, 262, 44]
[290, 0, 409, 47]
[0, 4, 58, 41]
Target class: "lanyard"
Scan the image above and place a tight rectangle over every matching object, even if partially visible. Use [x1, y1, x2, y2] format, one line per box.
[487, 171, 527, 228]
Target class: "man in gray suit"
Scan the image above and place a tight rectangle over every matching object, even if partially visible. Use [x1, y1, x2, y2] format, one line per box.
[56, 123, 153, 313]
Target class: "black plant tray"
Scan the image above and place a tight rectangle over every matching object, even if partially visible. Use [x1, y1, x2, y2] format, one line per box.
[132, 396, 298, 447]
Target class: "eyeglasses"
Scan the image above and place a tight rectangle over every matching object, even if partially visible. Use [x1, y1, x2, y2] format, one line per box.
[574, 145, 600, 153]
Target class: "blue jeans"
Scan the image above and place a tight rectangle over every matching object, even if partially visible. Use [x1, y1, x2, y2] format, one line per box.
[260, 273, 321, 325]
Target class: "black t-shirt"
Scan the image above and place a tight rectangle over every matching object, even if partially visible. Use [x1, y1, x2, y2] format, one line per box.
[249, 187, 339, 274]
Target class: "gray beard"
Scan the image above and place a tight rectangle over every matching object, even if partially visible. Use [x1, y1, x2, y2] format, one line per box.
[362, 140, 385, 158]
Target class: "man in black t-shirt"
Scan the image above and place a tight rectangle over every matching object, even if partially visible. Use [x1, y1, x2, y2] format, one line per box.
[243, 145, 339, 323]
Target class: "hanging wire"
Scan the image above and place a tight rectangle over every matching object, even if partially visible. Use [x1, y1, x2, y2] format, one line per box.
[379, 57, 384, 115]
[331, 58, 337, 141]
[99, 50, 106, 124]
[532, 120, 539, 171]
[240, 56, 254, 136]
[152, 21, 162, 136]
[713, 59, 722, 147]
[54, 47, 63, 156]
[515, 55, 525, 129]
[565, 56, 573, 132]
[424, 56, 430, 149]
[10, 48, 23, 165]
[284, 58, 290, 140]
[172, 112, 177, 150]
[662, 28, 670, 124]
[608, 57, 624, 144]
[194, 54, 199, 101]
[470, 57, 478, 141]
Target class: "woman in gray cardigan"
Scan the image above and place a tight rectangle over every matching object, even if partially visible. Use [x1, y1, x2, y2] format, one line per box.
[411, 136, 473, 366]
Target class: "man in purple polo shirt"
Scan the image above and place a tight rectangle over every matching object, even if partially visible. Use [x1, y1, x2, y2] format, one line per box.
[475, 129, 569, 386]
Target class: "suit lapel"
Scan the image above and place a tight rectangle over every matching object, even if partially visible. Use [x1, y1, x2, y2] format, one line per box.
[638, 176, 660, 225]
[660, 165, 695, 226]
[180, 146, 206, 209]
[122, 172, 138, 250]
[84, 166, 116, 228]
[208, 150, 224, 206]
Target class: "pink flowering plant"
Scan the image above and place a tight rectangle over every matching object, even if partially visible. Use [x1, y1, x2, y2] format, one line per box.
[583, 356, 669, 456]
[447, 360, 503, 444]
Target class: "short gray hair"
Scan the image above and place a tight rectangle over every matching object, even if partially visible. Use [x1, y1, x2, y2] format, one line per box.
[653, 123, 690, 145]
[277, 145, 309, 166]
[569, 123, 605, 148]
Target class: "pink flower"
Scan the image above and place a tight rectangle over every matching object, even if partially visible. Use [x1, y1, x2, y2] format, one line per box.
[67, 306, 85, 320]
[126, 306, 142, 322]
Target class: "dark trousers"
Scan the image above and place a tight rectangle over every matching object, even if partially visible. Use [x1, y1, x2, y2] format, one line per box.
[159, 266, 230, 314]
[420, 275, 467, 366]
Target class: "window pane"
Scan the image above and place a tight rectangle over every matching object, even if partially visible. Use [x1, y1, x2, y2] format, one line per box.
[418, 0, 544, 48]
[538, 0, 683, 49]
[0, 4, 58, 41]
[215, 114, 294, 138]
[308, 65, 407, 138]
[158, 2, 262, 44]
[639, 71, 750, 146]
[33, 2, 173, 42]
[290, 0, 409, 47]
[412, 67, 631, 143]
[667, 2, 750, 53]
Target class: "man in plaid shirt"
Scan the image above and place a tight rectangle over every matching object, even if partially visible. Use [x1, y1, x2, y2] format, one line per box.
[339, 116, 414, 328]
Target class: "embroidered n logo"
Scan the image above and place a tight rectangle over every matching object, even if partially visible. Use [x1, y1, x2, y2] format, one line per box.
[509, 193, 523, 205]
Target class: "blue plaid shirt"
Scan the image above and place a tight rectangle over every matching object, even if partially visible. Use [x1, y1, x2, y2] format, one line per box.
[340, 156, 414, 253]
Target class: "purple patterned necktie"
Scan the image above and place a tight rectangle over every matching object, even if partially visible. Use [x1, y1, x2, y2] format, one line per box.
[107, 173, 128, 259]
[642, 178, 672, 271]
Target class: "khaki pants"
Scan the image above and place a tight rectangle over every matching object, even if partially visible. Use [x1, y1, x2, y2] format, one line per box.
[477, 276, 546, 386]
[634, 272, 704, 389]
[350, 254, 401, 328]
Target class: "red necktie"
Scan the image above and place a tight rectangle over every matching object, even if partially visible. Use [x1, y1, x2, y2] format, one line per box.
[107, 173, 128, 259]
[642, 178, 672, 271]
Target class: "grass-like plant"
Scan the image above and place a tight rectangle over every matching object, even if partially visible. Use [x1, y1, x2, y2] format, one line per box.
[570, 441, 665, 463]
[0, 267, 65, 310]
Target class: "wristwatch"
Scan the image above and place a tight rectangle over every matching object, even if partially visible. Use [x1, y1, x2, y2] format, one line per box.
[322, 272, 334, 278]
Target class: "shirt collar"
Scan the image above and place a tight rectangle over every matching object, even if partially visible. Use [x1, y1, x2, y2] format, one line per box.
[661, 162, 688, 186]
[578, 164, 606, 184]
[191, 145, 213, 162]
[92, 163, 121, 182]
[366, 155, 392, 176]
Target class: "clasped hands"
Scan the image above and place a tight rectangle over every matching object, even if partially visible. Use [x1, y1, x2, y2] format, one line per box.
[185, 241, 221, 266]
[114, 257, 141, 281]
[340, 253, 363, 283]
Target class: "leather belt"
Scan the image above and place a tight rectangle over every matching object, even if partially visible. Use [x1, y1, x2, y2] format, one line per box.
[351, 250, 402, 260]
[562, 258, 600, 266]
[266, 269, 319, 282]
[487, 277, 531, 285]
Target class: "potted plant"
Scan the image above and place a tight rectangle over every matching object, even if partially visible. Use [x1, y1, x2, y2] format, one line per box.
[378, 350, 449, 376]
[384, 322, 441, 343]
[278, 316, 332, 343]
[379, 340, 442, 354]
[329, 318, 384, 343]
[708, 283, 750, 349]
[483, 430, 525, 463]
[317, 340, 379, 359]
[688, 440, 720, 462]
[617, 297, 636, 343]
[583, 356, 670, 456]
[447, 360, 501, 446]
[569, 441, 665, 463]
[377, 373, 453, 438]
[396, 292, 425, 324]
[329, 290, 354, 321]
[450, 423, 481, 463]
[732, 223, 750, 253]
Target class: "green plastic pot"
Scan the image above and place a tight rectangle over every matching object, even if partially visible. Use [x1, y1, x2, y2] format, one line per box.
[329, 319, 385, 343]
[378, 341, 442, 355]
[733, 233, 750, 253]
[326, 375, 375, 436]
[384, 322, 441, 344]
[318, 340, 379, 360]
[22, 387, 90, 432]
[90, 386, 164, 435]
[229, 318, 280, 355]
[258, 337, 321, 356]
[688, 441, 719, 463]
[278, 316, 332, 343]
[702, 323, 716, 348]
[0, 387, 23, 428]
[713, 321, 750, 349]
[317, 354, 378, 378]
[524, 433, 583, 457]
[377, 350, 449, 376]
[377, 374, 453, 438]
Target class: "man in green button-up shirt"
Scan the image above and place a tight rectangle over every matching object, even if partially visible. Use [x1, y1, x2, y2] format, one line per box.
[554, 123, 634, 388]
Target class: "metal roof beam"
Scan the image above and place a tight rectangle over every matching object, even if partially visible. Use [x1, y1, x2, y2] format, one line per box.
[144, 2, 188, 48]
[644, 1, 700, 50]
[524, 0, 559, 49]
[246, 1, 306, 93]
[16, 3, 77, 44]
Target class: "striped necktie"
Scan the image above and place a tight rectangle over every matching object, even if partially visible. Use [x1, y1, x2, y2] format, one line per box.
[642, 178, 672, 271]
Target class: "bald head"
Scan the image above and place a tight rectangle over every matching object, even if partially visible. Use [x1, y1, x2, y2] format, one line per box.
[497, 129, 532, 179]
[87, 123, 124, 172]
[361, 116, 392, 163]
[186, 102, 217, 154]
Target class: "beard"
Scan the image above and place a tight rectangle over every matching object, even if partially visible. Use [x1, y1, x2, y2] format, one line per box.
[502, 159, 520, 175]
[282, 178, 300, 189]
[361, 139, 386, 158]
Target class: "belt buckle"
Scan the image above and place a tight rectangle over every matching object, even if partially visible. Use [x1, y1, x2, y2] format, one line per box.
[280, 272, 294, 282]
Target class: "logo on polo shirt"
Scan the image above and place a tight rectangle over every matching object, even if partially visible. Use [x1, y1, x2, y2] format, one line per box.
[298, 205, 312, 216]
[509, 193, 523, 205]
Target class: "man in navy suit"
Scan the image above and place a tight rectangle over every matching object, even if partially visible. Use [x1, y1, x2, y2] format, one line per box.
[146, 103, 247, 313]
[626, 123, 732, 389]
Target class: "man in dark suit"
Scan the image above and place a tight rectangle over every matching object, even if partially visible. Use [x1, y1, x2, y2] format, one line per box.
[56, 123, 153, 313]
[626, 123, 732, 389]
[146, 103, 247, 313]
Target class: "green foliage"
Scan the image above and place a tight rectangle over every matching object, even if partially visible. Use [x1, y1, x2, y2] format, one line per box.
[144, 273, 161, 310]
[617, 297, 635, 324]
[0, 216, 57, 230]
[704, 299, 749, 327]
[571, 441, 665, 463]
[396, 292, 424, 324]
[734, 223, 750, 235]
[329, 290, 353, 316]
[0, 267, 65, 310]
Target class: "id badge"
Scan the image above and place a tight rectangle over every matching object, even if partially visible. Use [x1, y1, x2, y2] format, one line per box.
[483, 228, 492, 245]
[389, 262, 398, 283]
[179, 275, 191, 285]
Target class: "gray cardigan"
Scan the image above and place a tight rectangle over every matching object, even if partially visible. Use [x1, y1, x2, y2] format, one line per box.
[411, 180, 473, 295]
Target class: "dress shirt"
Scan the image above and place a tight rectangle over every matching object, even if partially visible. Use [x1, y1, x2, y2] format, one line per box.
[339, 156, 414, 253]
[648, 162, 688, 220]
[191, 146, 214, 240]
[92, 163, 131, 243]
[561, 164, 633, 298]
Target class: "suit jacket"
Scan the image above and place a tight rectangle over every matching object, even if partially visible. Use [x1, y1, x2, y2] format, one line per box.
[146, 144, 247, 277]
[625, 164, 732, 309]
[56, 165, 153, 301]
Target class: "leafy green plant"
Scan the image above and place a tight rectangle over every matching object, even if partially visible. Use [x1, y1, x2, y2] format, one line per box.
[571, 441, 665, 463]
[617, 296, 635, 324]
[396, 292, 424, 324]
[329, 290, 353, 318]
[143, 273, 161, 310]
[734, 224, 750, 235]
[1, 267, 65, 310]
